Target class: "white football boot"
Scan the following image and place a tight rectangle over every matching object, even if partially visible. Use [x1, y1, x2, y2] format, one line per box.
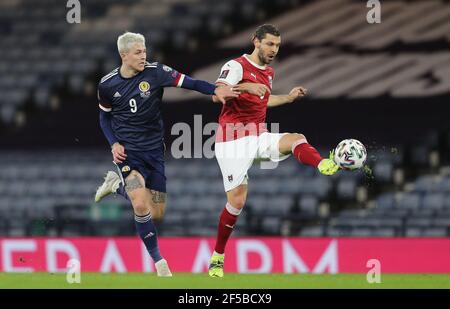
[155, 259, 173, 277]
[94, 171, 121, 202]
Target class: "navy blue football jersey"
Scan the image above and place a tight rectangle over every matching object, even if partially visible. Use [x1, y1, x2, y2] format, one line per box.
[98, 62, 185, 151]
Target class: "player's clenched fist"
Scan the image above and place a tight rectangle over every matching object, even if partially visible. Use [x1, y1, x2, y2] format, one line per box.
[111, 142, 127, 163]
[288, 86, 307, 102]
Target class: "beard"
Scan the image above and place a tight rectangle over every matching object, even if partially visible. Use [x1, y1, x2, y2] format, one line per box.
[258, 50, 273, 65]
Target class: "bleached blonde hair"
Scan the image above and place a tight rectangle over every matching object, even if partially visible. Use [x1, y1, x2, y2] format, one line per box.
[117, 32, 146, 53]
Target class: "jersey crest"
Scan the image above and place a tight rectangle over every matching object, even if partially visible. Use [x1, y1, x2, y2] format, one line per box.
[139, 81, 151, 98]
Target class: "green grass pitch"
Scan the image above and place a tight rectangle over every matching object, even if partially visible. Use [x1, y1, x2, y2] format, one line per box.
[0, 273, 449, 289]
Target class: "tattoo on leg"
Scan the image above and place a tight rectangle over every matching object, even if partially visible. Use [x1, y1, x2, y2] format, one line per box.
[150, 190, 166, 204]
[125, 176, 143, 193]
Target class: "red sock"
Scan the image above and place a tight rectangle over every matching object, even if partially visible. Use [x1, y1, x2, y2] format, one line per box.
[214, 203, 240, 254]
[292, 138, 323, 167]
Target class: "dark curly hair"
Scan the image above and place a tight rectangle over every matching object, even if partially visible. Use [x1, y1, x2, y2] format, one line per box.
[252, 24, 280, 41]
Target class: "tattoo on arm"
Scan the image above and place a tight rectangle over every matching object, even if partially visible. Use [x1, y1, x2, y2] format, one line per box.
[125, 176, 144, 193]
[150, 190, 166, 204]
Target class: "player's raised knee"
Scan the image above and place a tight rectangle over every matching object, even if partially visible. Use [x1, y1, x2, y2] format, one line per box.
[292, 133, 306, 141]
[132, 201, 150, 216]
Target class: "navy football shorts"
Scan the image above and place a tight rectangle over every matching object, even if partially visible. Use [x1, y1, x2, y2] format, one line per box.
[114, 146, 166, 193]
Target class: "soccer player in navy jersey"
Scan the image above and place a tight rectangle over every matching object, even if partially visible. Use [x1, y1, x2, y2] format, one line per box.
[94, 32, 238, 276]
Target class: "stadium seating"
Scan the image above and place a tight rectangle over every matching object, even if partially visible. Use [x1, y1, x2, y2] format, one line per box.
[0, 138, 447, 237]
[0, 0, 281, 124]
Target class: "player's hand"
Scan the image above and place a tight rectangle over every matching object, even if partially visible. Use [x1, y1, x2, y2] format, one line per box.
[214, 86, 240, 104]
[111, 142, 127, 163]
[288, 86, 307, 102]
[233, 83, 270, 97]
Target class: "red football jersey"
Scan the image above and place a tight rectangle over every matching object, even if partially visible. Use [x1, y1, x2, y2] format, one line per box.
[216, 55, 274, 142]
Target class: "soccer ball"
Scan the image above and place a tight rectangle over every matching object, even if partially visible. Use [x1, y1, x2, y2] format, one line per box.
[333, 139, 367, 170]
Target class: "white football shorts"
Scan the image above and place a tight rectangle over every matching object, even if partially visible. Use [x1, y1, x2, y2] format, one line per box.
[215, 132, 290, 192]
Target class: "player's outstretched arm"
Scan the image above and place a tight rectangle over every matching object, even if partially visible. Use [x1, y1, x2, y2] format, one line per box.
[180, 75, 239, 103]
[267, 86, 307, 107]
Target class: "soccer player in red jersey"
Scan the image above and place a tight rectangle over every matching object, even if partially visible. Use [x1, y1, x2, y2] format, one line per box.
[209, 24, 339, 277]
